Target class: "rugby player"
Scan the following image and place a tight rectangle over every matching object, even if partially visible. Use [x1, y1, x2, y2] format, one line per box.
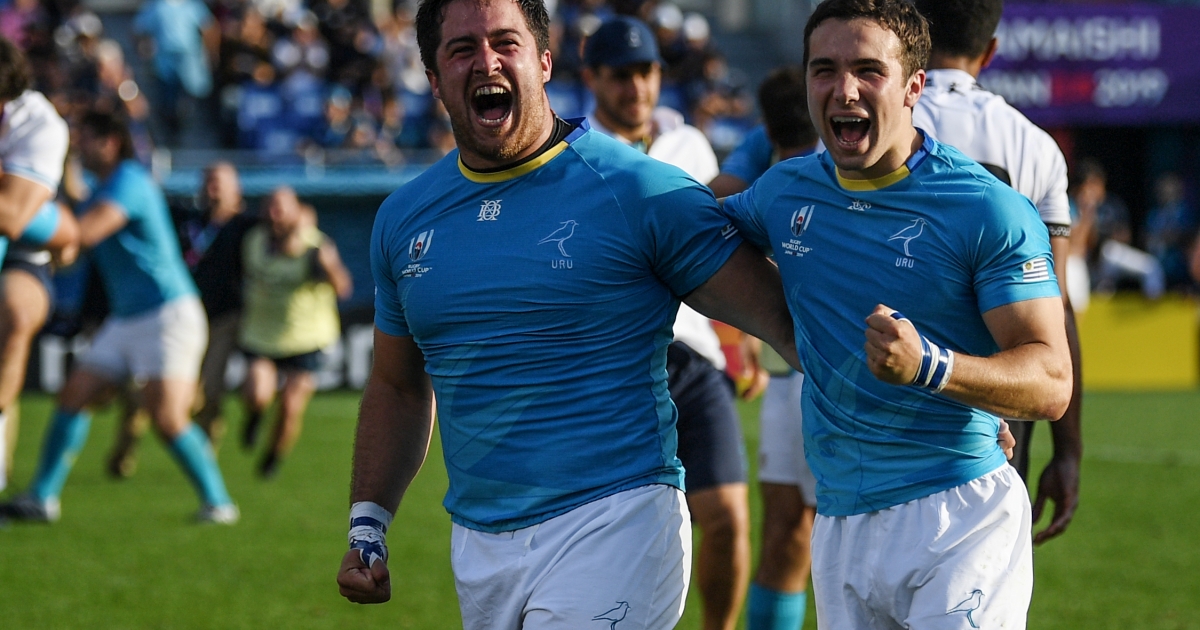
[335, 0, 799, 625]
[719, 0, 1072, 626]
[0, 36, 78, 497]
[0, 110, 237, 525]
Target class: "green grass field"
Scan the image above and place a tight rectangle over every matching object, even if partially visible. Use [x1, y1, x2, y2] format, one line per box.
[2, 390, 1199, 629]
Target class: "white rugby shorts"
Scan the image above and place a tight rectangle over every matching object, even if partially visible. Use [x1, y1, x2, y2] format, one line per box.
[757, 373, 817, 505]
[811, 464, 1033, 629]
[77, 296, 208, 382]
[451, 484, 691, 630]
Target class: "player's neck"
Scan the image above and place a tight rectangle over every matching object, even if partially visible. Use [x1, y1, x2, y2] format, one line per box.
[926, 52, 986, 79]
[837, 127, 922, 182]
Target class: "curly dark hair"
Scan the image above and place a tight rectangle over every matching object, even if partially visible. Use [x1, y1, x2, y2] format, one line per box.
[913, 0, 1003, 59]
[0, 36, 32, 102]
[803, 0, 931, 79]
[415, 0, 550, 76]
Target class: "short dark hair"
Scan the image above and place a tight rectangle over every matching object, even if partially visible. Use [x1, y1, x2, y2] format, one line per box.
[758, 65, 817, 151]
[0, 36, 32, 102]
[913, 0, 1002, 59]
[80, 109, 136, 161]
[803, 0, 931, 79]
[415, 0, 550, 75]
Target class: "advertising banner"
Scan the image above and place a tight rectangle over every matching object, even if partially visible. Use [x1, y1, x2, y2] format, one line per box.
[979, 3, 1200, 126]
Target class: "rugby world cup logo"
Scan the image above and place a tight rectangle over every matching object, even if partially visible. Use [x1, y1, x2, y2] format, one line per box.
[791, 205, 814, 237]
[409, 229, 434, 261]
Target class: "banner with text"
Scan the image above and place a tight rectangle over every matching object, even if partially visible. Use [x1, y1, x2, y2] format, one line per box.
[979, 3, 1200, 126]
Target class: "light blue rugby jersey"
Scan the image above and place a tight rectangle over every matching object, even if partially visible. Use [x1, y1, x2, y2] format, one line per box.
[86, 160, 197, 317]
[371, 121, 743, 532]
[723, 133, 1060, 517]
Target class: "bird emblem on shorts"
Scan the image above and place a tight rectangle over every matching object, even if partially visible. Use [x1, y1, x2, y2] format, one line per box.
[947, 589, 983, 628]
[592, 601, 630, 629]
[539, 220, 578, 257]
[888, 218, 926, 257]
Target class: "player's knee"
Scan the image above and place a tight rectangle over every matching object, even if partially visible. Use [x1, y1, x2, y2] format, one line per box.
[692, 488, 750, 542]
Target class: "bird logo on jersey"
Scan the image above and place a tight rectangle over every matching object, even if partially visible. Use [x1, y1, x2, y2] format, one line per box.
[409, 229, 434, 261]
[539, 220, 578, 258]
[888, 218, 926, 257]
[791, 205, 814, 237]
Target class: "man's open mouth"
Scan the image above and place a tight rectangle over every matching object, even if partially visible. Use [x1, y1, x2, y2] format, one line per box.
[831, 115, 870, 146]
[472, 85, 513, 124]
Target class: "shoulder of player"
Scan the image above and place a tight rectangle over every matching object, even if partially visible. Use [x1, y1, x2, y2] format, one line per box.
[575, 129, 703, 193]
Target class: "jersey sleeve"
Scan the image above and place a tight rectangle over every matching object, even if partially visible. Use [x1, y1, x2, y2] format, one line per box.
[1032, 140, 1071, 231]
[972, 184, 1062, 313]
[16, 200, 60, 245]
[370, 201, 410, 337]
[719, 125, 773, 184]
[719, 174, 773, 254]
[95, 165, 140, 220]
[1, 105, 68, 193]
[637, 172, 743, 297]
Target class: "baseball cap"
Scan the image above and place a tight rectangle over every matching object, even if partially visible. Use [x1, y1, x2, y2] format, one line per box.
[584, 16, 662, 68]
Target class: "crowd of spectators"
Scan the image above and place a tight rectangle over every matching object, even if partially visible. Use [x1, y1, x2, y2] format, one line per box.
[4, 0, 753, 163]
[1068, 158, 1199, 309]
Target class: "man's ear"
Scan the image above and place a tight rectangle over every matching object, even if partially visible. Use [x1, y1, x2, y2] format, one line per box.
[427, 68, 441, 100]
[541, 49, 553, 83]
[904, 68, 926, 109]
[980, 37, 999, 70]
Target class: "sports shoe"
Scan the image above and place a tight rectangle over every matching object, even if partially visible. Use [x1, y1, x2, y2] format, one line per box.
[0, 495, 61, 523]
[196, 503, 240, 525]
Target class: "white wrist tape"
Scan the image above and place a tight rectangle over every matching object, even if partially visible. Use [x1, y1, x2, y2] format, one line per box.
[889, 311, 955, 393]
[348, 501, 393, 567]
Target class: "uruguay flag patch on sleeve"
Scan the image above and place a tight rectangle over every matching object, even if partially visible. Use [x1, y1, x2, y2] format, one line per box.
[1021, 257, 1050, 282]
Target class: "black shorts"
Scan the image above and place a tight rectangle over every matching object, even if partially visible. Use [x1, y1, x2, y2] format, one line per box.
[667, 341, 747, 493]
[242, 348, 325, 373]
[1007, 419, 1036, 481]
[2, 255, 56, 316]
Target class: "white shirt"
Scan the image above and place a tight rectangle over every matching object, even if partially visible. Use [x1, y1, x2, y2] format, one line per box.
[587, 107, 726, 369]
[914, 69, 1071, 232]
[0, 90, 69, 194]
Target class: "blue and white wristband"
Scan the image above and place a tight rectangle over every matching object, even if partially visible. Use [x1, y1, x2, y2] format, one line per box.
[348, 501, 394, 568]
[889, 311, 955, 393]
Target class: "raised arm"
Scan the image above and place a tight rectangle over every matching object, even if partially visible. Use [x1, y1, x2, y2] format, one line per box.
[864, 296, 1071, 420]
[682, 242, 798, 371]
[337, 329, 435, 604]
[316, 240, 354, 299]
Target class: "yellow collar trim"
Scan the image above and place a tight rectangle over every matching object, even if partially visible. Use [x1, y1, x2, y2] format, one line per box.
[836, 164, 911, 191]
[458, 141, 570, 183]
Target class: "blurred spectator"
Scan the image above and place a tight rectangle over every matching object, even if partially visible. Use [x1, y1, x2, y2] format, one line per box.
[309, 0, 377, 88]
[133, 0, 220, 141]
[1143, 172, 1196, 290]
[1071, 158, 1164, 302]
[239, 188, 351, 478]
[0, 0, 48, 50]
[271, 10, 329, 82]
[92, 39, 154, 163]
[377, 1, 426, 97]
